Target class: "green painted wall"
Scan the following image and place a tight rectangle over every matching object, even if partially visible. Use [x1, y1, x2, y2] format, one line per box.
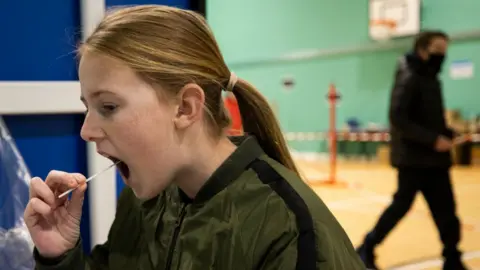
[208, 0, 480, 153]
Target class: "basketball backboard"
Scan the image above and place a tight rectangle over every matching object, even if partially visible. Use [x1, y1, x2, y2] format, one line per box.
[369, 0, 421, 41]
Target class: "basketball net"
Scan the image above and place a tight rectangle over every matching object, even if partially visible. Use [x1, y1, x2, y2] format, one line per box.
[370, 19, 396, 42]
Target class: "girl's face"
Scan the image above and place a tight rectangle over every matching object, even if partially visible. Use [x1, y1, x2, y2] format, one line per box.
[78, 51, 183, 199]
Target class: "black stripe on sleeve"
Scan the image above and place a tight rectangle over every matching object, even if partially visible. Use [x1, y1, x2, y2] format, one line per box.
[249, 159, 317, 270]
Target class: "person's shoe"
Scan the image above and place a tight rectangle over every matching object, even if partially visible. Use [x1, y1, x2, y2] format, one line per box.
[356, 243, 378, 270]
[443, 257, 468, 270]
[443, 248, 468, 270]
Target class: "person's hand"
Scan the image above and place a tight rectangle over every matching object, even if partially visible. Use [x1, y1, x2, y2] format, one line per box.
[434, 135, 453, 152]
[24, 171, 87, 258]
[453, 134, 469, 145]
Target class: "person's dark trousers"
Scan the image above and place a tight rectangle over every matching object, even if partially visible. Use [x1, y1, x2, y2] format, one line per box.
[364, 167, 462, 260]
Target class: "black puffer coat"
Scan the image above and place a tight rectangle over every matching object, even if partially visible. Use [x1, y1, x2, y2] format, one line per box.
[388, 52, 454, 168]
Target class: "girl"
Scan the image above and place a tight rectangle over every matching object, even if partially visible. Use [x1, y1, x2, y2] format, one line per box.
[24, 5, 364, 270]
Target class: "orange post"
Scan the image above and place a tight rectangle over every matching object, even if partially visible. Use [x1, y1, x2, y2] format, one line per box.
[310, 83, 347, 187]
[327, 83, 338, 184]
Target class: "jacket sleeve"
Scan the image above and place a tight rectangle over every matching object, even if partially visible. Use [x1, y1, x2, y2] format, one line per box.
[445, 127, 456, 139]
[389, 72, 439, 146]
[33, 188, 133, 270]
[257, 228, 364, 270]
[33, 238, 109, 270]
[256, 232, 297, 270]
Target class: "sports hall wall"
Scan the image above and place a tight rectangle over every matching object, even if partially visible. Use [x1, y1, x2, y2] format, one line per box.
[208, 0, 480, 154]
[0, 0, 191, 254]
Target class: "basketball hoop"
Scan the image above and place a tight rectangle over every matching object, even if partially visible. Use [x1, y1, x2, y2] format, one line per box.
[369, 19, 396, 42]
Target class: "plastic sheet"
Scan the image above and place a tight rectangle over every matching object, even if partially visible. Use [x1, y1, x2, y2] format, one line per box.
[0, 117, 35, 270]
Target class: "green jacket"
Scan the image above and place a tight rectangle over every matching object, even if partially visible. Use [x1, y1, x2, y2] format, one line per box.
[34, 136, 365, 270]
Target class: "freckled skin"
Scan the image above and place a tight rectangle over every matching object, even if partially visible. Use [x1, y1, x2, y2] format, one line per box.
[79, 51, 181, 199]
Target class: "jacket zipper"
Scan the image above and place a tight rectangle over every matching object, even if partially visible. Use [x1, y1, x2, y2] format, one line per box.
[165, 204, 187, 270]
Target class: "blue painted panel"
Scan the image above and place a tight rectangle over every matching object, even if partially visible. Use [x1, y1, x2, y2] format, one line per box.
[0, 1, 81, 81]
[2, 114, 91, 253]
[116, 170, 125, 198]
[3, 115, 86, 178]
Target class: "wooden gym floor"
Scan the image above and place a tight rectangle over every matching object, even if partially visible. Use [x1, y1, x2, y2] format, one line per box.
[296, 159, 480, 270]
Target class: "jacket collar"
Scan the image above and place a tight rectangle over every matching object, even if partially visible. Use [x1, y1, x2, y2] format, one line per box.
[140, 135, 265, 210]
[404, 51, 437, 77]
[187, 135, 264, 204]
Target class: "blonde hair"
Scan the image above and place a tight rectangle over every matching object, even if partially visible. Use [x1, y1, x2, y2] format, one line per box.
[80, 5, 299, 175]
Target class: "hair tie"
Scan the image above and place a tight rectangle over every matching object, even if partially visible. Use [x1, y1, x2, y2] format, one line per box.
[225, 72, 238, 92]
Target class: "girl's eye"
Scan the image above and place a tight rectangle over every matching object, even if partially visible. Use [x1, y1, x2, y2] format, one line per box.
[99, 103, 118, 116]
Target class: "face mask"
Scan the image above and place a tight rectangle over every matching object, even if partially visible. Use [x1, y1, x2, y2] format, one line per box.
[427, 53, 446, 74]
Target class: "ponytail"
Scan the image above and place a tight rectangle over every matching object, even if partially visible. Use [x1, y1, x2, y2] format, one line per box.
[231, 79, 300, 176]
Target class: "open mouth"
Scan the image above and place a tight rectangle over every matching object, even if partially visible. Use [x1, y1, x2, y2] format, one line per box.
[108, 156, 131, 179]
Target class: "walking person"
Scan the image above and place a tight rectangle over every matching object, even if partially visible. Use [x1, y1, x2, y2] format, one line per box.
[356, 30, 468, 270]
